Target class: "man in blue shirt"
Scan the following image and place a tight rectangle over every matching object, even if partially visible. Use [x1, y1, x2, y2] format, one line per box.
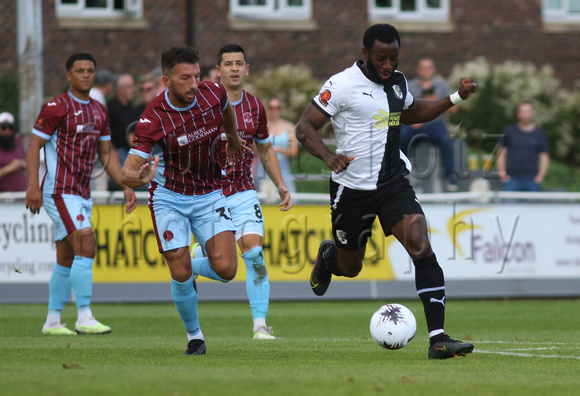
[496, 100, 550, 191]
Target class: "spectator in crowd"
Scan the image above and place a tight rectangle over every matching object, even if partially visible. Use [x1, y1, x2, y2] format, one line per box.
[399, 57, 458, 191]
[89, 69, 116, 108]
[151, 67, 165, 96]
[202, 65, 220, 83]
[254, 96, 299, 199]
[107, 74, 136, 168]
[0, 111, 27, 192]
[133, 73, 159, 119]
[496, 99, 550, 191]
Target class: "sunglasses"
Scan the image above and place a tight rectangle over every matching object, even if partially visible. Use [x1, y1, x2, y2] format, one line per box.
[0, 123, 14, 130]
[141, 86, 156, 93]
[269, 105, 282, 110]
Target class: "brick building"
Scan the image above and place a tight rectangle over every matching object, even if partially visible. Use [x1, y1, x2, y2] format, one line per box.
[1, 1, 579, 100]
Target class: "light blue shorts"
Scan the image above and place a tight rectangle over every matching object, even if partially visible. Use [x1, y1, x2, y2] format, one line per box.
[43, 194, 93, 241]
[150, 187, 235, 253]
[225, 189, 264, 241]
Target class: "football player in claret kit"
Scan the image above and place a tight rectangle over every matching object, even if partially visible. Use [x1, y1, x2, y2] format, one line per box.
[121, 45, 247, 356]
[296, 24, 477, 359]
[26, 53, 136, 335]
[203, 43, 292, 340]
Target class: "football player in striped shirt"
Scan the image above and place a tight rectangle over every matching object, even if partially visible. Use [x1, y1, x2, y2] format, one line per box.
[26, 53, 136, 336]
[121, 45, 247, 356]
[208, 43, 292, 340]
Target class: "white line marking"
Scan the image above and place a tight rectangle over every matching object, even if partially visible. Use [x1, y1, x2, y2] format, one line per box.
[476, 349, 580, 359]
[474, 340, 572, 345]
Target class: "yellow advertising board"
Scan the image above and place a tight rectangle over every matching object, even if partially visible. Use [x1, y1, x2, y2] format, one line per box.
[90, 204, 397, 283]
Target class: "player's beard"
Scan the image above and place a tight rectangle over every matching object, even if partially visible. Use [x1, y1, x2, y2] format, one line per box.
[169, 82, 196, 106]
[0, 133, 15, 150]
[366, 60, 394, 85]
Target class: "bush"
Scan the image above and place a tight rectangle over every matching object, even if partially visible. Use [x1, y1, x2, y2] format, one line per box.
[447, 56, 580, 166]
[246, 64, 322, 124]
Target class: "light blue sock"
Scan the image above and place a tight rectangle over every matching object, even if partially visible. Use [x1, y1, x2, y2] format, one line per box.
[243, 247, 269, 320]
[191, 257, 228, 282]
[70, 256, 94, 311]
[48, 263, 72, 313]
[171, 276, 201, 336]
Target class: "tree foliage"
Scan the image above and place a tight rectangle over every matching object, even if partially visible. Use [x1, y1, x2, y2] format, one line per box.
[447, 57, 580, 165]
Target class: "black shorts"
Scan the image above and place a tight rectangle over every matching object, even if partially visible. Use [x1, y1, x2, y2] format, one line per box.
[329, 176, 424, 250]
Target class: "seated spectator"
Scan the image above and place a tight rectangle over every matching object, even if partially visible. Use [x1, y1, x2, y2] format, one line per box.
[0, 112, 27, 192]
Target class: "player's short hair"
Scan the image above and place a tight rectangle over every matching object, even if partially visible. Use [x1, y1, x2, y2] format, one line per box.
[66, 53, 96, 71]
[363, 24, 401, 51]
[216, 44, 247, 66]
[161, 45, 200, 75]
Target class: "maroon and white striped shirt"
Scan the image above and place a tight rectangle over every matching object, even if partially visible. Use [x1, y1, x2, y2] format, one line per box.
[219, 91, 269, 196]
[129, 81, 229, 196]
[32, 91, 110, 199]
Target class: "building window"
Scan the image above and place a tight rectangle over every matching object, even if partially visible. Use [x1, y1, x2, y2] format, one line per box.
[543, 0, 580, 22]
[55, 0, 142, 18]
[368, 0, 449, 21]
[230, 0, 311, 19]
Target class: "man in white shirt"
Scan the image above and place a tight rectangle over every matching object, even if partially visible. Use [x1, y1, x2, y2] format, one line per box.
[296, 23, 477, 360]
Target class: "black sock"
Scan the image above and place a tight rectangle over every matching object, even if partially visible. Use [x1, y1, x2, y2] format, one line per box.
[324, 242, 344, 276]
[414, 253, 445, 335]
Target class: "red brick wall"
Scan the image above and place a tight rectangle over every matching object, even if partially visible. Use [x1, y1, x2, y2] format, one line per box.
[0, 1, 578, 100]
[192, 0, 579, 85]
[39, 0, 187, 96]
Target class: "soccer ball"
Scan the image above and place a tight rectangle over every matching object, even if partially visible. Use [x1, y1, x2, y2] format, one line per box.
[370, 304, 417, 350]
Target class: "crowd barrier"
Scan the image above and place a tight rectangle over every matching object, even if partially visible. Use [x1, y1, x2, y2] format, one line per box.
[1, 191, 579, 303]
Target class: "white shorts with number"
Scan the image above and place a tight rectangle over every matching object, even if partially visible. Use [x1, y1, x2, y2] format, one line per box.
[149, 187, 235, 253]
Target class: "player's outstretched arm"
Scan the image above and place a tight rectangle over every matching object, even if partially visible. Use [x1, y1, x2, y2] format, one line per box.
[296, 103, 353, 174]
[402, 78, 477, 126]
[25, 134, 48, 215]
[98, 140, 137, 213]
[256, 141, 292, 211]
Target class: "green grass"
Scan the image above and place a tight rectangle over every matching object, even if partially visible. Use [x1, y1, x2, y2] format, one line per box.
[1, 299, 579, 396]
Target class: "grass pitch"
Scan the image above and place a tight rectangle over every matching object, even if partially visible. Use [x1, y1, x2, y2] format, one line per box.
[1, 299, 578, 396]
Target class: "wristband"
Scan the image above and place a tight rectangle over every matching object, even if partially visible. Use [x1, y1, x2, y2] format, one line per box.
[450, 91, 463, 105]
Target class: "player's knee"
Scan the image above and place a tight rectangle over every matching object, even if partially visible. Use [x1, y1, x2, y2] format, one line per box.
[172, 268, 193, 283]
[213, 258, 238, 282]
[243, 246, 267, 282]
[407, 239, 433, 260]
[338, 257, 362, 278]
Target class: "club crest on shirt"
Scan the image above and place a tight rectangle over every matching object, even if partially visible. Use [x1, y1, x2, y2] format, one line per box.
[243, 112, 253, 123]
[393, 85, 403, 100]
[35, 118, 45, 130]
[319, 90, 331, 106]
